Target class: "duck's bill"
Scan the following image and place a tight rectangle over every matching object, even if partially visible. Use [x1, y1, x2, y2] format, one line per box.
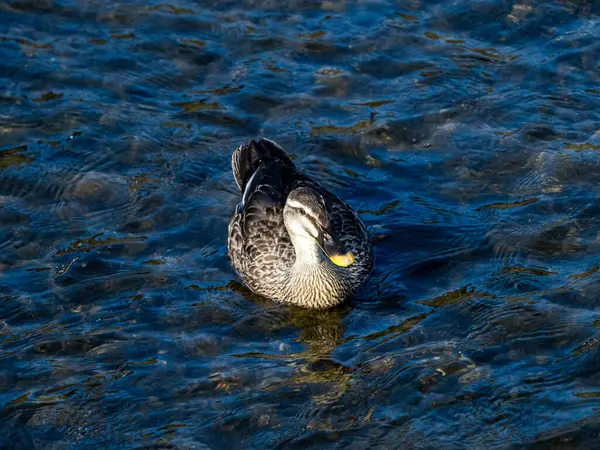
[322, 235, 355, 267]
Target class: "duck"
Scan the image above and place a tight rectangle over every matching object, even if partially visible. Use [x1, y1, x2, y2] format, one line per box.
[227, 138, 373, 308]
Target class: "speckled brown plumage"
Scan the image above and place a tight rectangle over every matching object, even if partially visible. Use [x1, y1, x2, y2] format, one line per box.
[228, 138, 373, 308]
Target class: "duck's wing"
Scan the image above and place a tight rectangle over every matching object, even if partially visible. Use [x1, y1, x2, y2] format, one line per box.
[228, 158, 299, 294]
[230, 138, 299, 232]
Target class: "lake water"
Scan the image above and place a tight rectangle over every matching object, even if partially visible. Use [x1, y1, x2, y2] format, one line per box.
[2, 0, 600, 448]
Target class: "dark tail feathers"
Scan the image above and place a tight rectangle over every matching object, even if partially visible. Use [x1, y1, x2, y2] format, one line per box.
[232, 138, 296, 191]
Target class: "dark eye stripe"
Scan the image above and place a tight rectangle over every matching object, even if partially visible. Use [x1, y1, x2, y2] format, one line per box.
[293, 204, 326, 227]
[295, 205, 313, 218]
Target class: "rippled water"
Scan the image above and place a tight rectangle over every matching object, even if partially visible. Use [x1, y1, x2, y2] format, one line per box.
[2, 0, 600, 447]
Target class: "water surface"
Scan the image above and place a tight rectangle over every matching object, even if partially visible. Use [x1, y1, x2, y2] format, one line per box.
[2, 0, 600, 448]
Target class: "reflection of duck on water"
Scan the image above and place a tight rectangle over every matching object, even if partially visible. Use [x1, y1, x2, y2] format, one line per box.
[224, 279, 348, 356]
[228, 138, 373, 308]
[231, 288, 352, 386]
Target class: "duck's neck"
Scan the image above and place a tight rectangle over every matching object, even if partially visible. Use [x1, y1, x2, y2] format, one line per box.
[283, 235, 346, 308]
[290, 235, 323, 266]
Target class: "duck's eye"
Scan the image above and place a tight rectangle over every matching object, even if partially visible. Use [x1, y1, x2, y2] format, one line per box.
[299, 208, 307, 216]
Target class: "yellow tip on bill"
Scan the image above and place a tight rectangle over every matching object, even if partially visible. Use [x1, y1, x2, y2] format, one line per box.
[329, 252, 355, 267]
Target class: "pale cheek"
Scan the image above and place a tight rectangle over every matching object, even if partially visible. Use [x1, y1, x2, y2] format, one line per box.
[304, 220, 318, 238]
[287, 218, 318, 239]
[288, 220, 308, 237]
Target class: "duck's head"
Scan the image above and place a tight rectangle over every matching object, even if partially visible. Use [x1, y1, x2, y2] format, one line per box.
[283, 186, 355, 267]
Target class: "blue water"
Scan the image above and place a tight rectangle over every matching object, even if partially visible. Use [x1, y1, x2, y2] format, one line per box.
[2, 0, 600, 447]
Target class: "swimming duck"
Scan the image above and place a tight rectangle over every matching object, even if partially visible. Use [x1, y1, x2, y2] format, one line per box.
[228, 138, 373, 308]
